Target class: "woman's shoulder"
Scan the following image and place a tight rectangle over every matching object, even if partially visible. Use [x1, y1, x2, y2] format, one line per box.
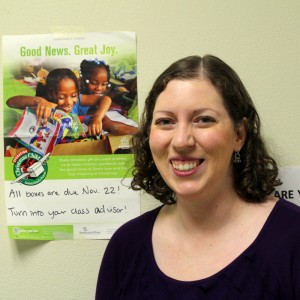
[245, 199, 300, 297]
[275, 198, 300, 223]
[257, 198, 300, 249]
[276, 198, 300, 237]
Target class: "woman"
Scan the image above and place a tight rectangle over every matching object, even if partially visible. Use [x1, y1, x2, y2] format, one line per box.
[96, 55, 300, 299]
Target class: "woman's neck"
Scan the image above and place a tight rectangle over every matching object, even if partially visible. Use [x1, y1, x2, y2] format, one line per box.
[170, 191, 247, 234]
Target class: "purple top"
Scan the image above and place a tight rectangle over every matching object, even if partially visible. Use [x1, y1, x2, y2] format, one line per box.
[96, 198, 300, 299]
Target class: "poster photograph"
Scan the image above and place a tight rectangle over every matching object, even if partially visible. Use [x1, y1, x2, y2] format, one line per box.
[3, 32, 140, 240]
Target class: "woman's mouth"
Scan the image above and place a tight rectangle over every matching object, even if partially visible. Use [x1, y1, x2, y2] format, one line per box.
[171, 159, 203, 171]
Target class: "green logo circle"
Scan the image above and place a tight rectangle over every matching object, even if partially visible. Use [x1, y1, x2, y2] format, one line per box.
[13, 152, 48, 186]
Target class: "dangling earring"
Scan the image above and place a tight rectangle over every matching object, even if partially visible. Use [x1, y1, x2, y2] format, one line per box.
[233, 151, 241, 164]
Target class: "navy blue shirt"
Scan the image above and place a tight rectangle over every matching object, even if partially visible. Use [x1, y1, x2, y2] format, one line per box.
[96, 198, 300, 299]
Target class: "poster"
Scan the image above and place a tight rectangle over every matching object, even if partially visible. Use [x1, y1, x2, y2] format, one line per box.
[3, 32, 140, 240]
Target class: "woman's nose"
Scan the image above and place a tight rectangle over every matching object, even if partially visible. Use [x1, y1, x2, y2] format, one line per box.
[171, 124, 195, 150]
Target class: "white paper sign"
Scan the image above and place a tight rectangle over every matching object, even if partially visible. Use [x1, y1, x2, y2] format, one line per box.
[274, 166, 300, 206]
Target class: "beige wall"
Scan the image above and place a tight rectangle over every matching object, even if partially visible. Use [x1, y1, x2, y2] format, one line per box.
[0, 1, 299, 299]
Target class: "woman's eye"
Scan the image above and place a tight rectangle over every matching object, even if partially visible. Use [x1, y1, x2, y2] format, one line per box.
[155, 118, 174, 126]
[196, 116, 215, 124]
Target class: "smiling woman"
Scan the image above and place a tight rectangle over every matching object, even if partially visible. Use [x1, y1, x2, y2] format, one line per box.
[149, 79, 246, 202]
[95, 55, 300, 300]
[131, 55, 280, 204]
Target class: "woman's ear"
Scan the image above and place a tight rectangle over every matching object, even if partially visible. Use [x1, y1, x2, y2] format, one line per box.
[234, 117, 248, 151]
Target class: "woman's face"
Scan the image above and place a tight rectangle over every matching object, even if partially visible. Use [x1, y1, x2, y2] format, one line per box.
[149, 79, 246, 201]
[55, 78, 78, 113]
[86, 67, 109, 95]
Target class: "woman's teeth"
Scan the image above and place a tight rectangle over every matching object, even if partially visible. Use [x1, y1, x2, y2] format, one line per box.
[172, 161, 200, 171]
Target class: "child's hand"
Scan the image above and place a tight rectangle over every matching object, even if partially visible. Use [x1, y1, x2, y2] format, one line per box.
[88, 117, 103, 136]
[34, 97, 57, 125]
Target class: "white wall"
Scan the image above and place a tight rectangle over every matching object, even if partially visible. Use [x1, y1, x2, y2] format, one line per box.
[0, 1, 299, 299]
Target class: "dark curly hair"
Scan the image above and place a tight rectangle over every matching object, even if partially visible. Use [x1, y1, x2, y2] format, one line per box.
[36, 68, 79, 103]
[131, 55, 282, 204]
[80, 59, 110, 94]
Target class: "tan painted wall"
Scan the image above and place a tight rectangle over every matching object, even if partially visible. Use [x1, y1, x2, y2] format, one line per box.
[0, 1, 299, 299]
